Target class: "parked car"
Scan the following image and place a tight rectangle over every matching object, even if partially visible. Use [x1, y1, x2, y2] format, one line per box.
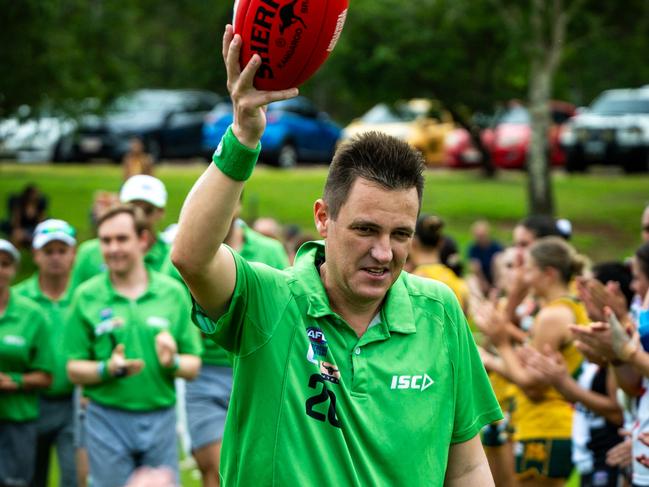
[560, 86, 649, 173]
[485, 101, 575, 169]
[444, 128, 483, 168]
[0, 106, 77, 163]
[203, 96, 341, 168]
[73, 89, 222, 162]
[343, 99, 454, 166]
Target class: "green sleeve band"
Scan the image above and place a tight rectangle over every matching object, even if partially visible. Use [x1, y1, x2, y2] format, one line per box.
[212, 125, 261, 181]
[8, 373, 23, 389]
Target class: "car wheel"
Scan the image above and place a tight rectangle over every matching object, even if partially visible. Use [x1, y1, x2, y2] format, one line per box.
[277, 143, 298, 168]
[565, 155, 588, 173]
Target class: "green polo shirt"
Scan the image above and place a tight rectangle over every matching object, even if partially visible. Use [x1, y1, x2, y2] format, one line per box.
[0, 290, 53, 422]
[71, 235, 170, 287]
[193, 241, 502, 486]
[13, 274, 75, 397]
[64, 271, 202, 411]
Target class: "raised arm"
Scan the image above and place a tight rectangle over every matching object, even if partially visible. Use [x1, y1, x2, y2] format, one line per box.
[171, 25, 298, 320]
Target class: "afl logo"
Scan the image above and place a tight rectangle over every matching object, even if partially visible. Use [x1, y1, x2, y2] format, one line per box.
[306, 327, 328, 358]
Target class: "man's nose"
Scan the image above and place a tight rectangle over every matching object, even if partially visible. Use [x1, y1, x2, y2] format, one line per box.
[370, 236, 392, 263]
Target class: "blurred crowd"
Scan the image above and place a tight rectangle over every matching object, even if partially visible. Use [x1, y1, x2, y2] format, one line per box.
[2, 170, 649, 487]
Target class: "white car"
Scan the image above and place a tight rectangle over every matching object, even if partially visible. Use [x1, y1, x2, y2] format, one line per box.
[560, 86, 649, 173]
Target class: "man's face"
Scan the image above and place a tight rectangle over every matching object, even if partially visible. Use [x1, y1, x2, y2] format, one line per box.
[98, 213, 147, 276]
[33, 241, 76, 279]
[642, 207, 649, 243]
[130, 200, 165, 227]
[315, 178, 419, 309]
[0, 252, 17, 290]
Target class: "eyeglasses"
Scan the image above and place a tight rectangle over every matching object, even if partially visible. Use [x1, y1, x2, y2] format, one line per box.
[643, 225, 649, 233]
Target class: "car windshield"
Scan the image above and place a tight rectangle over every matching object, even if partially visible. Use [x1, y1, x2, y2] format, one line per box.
[109, 91, 184, 114]
[498, 106, 530, 124]
[590, 94, 649, 115]
[360, 104, 417, 123]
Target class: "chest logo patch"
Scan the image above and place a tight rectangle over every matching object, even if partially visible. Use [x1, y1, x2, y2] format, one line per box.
[2, 335, 26, 347]
[306, 327, 328, 358]
[95, 317, 125, 336]
[146, 316, 170, 329]
[390, 374, 434, 391]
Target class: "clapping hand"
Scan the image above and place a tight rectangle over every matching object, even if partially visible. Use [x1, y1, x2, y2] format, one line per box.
[155, 331, 178, 368]
[108, 344, 145, 378]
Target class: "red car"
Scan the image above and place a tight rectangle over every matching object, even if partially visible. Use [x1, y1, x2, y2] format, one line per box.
[444, 127, 484, 168]
[486, 101, 576, 169]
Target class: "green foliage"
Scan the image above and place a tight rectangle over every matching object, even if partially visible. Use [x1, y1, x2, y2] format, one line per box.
[1, 0, 646, 121]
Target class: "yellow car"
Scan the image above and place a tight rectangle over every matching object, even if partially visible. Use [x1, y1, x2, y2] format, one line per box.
[343, 99, 455, 166]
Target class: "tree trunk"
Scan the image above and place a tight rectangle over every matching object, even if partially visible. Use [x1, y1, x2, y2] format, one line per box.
[526, 64, 555, 216]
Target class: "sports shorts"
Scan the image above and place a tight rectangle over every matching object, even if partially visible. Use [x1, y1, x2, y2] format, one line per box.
[185, 365, 233, 451]
[514, 438, 573, 480]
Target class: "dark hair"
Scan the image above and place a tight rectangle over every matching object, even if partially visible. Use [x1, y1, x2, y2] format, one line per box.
[323, 132, 425, 219]
[96, 204, 151, 237]
[592, 261, 633, 308]
[529, 236, 587, 283]
[415, 214, 445, 248]
[635, 242, 649, 279]
[519, 215, 562, 239]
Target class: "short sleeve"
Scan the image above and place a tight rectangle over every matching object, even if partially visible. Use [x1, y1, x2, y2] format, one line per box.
[63, 292, 94, 361]
[447, 299, 503, 443]
[191, 246, 290, 356]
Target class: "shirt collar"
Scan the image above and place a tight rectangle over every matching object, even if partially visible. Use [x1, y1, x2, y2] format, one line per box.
[101, 269, 160, 301]
[289, 241, 416, 335]
[21, 273, 74, 304]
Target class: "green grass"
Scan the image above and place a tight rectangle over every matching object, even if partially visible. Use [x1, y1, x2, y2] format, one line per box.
[1, 162, 646, 282]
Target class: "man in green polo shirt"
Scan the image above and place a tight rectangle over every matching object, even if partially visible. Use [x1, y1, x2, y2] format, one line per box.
[0, 238, 53, 487]
[170, 27, 502, 486]
[64, 205, 202, 487]
[13, 219, 79, 487]
[71, 175, 171, 287]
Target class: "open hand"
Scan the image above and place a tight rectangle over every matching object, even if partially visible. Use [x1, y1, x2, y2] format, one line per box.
[223, 25, 298, 148]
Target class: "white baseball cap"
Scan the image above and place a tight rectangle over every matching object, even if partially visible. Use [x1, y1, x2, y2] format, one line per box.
[120, 175, 167, 209]
[32, 219, 77, 250]
[0, 239, 20, 263]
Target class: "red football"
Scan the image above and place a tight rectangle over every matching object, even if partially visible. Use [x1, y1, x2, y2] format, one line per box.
[233, 0, 348, 90]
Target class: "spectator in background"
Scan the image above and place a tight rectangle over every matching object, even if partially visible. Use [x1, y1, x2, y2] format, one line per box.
[64, 205, 202, 487]
[89, 191, 120, 234]
[252, 216, 283, 241]
[410, 214, 469, 314]
[13, 220, 78, 487]
[642, 204, 649, 243]
[467, 219, 503, 294]
[0, 239, 53, 487]
[1, 183, 48, 249]
[72, 175, 170, 287]
[122, 137, 154, 182]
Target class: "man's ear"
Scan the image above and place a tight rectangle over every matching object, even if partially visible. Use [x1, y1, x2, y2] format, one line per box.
[313, 199, 329, 238]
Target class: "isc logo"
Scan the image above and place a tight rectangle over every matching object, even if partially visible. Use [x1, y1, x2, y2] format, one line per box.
[390, 374, 434, 391]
